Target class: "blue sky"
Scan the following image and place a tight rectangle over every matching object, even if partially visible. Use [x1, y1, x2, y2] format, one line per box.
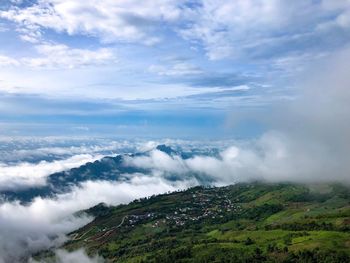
[0, 0, 349, 138]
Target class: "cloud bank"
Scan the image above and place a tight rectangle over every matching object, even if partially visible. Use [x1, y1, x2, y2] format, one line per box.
[0, 175, 195, 262]
[0, 0, 184, 44]
[181, 0, 350, 60]
[33, 249, 104, 263]
[0, 154, 103, 190]
[0, 47, 349, 261]
[125, 48, 350, 184]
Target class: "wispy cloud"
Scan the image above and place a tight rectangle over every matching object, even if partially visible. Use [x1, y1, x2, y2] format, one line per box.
[0, 0, 184, 44]
[1, 46, 350, 258]
[124, 48, 350, 184]
[0, 44, 116, 69]
[149, 62, 203, 76]
[0, 0, 349, 136]
[180, 0, 350, 60]
[0, 54, 20, 66]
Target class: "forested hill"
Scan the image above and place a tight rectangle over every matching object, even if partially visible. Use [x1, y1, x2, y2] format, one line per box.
[0, 145, 217, 203]
[38, 182, 350, 262]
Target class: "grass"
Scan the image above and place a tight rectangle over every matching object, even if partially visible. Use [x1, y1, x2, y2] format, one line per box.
[37, 182, 350, 262]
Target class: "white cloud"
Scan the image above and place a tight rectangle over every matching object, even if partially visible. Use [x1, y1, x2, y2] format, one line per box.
[1, 44, 350, 259]
[0, 154, 103, 190]
[180, 0, 350, 60]
[149, 62, 203, 76]
[24, 44, 116, 69]
[0, 0, 184, 44]
[317, 0, 350, 31]
[0, 55, 20, 67]
[180, 0, 290, 59]
[124, 146, 258, 185]
[125, 149, 188, 174]
[0, 60, 247, 100]
[125, 129, 350, 186]
[0, 176, 195, 262]
[271, 52, 328, 75]
[0, 138, 139, 164]
[37, 249, 104, 263]
[0, 44, 116, 69]
[125, 48, 350, 184]
[0, 199, 91, 263]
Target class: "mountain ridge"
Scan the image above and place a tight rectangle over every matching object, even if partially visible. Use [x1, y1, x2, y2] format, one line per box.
[0, 144, 191, 203]
[36, 181, 350, 262]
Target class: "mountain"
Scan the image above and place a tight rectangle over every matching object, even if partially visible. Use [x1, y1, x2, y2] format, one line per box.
[0, 155, 130, 203]
[155, 144, 178, 155]
[36, 182, 350, 262]
[0, 145, 216, 203]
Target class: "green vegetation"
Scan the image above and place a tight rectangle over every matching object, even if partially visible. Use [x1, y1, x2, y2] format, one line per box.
[38, 182, 350, 262]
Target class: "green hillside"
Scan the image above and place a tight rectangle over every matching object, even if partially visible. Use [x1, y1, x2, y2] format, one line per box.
[39, 182, 350, 262]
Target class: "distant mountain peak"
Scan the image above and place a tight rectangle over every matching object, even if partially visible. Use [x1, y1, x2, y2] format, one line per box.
[155, 144, 177, 155]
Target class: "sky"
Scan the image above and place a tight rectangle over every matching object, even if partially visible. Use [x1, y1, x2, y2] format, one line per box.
[0, 0, 349, 138]
[0, 1, 350, 260]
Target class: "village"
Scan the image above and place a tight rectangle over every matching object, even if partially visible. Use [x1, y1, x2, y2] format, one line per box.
[119, 187, 243, 229]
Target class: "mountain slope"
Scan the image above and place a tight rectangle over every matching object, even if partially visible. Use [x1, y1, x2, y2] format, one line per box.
[38, 182, 350, 262]
[0, 145, 205, 203]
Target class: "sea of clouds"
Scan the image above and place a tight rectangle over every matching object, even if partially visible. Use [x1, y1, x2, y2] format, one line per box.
[1, 48, 350, 262]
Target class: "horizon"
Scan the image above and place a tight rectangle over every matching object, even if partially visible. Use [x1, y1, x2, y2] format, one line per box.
[0, 1, 350, 262]
[0, 1, 349, 138]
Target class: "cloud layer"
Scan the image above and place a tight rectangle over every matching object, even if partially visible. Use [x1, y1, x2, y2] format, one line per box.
[0, 3, 349, 261]
[124, 48, 350, 184]
[1, 47, 350, 258]
[0, 0, 184, 44]
[0, 176, 195, 262]
[0, 0, 348, 135]
[0, 154, 103, 190]
[36, 249, 104, 263]
[181, 0, 350, 60]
